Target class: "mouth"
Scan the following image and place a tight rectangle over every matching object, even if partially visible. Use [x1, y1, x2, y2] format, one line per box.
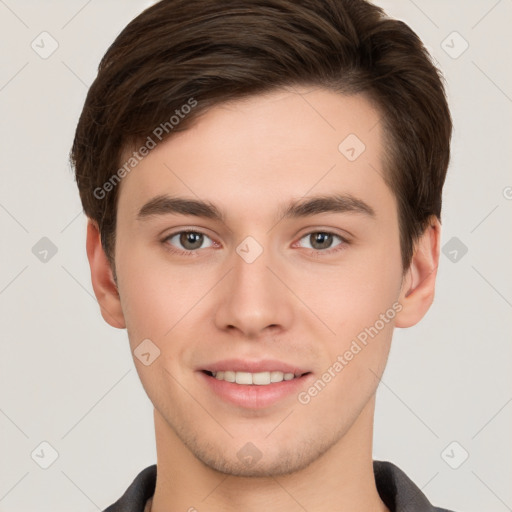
[198, 360, 313, 409]
[203, 370, 309, 386]
[202, 370, 308, 385]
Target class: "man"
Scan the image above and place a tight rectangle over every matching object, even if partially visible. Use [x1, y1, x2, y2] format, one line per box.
[71, 0, 454, 510]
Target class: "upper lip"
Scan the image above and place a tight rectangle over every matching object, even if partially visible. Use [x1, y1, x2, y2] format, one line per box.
[200, 359, 310, 375]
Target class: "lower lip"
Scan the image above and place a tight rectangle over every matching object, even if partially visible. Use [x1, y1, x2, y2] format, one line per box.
[198, 371, 312, 409]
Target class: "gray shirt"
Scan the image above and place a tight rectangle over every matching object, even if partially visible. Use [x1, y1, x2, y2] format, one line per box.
[103, 460, 455, 511]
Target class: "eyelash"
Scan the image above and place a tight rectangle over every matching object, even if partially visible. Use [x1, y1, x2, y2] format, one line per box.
[161, 230, 349, 257]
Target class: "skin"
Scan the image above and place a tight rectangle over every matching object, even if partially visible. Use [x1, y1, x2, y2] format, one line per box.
[86, 86, 440, 512]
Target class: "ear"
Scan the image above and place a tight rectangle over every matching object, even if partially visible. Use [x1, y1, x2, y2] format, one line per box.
[86, 219, 126, 329]
[395, 217, 441, 328]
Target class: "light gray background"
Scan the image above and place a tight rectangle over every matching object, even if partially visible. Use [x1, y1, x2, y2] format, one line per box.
[0, 1, 511, 511]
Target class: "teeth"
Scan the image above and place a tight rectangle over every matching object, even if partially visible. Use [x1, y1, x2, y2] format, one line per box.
[236, 371, 253, 385]
[211, 370, 299, 385]
[270, 371, 283, 383]
[224, 371, 235, 382]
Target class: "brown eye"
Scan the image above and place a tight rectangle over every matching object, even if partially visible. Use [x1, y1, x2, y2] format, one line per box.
[179, 232, 204, 250]
[164, 231, 214, 253]
[297, 231, 346, 253]
[310, 233, 334, 250]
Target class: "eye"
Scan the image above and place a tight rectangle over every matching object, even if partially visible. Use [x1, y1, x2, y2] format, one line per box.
[296, 231, 347, 253]
[163, 230, 215, 254]
[161, 229, 348, 256]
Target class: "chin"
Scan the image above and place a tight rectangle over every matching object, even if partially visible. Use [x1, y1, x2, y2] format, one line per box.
[188, 434, 336, 478]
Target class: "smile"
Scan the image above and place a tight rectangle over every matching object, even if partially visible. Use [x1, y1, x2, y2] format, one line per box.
[206, 370, 303, 385]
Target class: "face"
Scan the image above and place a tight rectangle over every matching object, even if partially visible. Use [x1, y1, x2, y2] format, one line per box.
[112, 87, 408, 476]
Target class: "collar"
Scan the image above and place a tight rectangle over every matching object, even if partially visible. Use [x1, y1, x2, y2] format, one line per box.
[103, 460, 454, 512]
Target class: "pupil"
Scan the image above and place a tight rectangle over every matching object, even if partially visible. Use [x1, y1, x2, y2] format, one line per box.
[312, 233, 332, 249]
[181, 232, 202, 250]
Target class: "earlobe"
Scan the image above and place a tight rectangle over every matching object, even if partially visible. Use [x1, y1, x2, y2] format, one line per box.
[86, 219, 126, 329]
[395, 217, 441, 328]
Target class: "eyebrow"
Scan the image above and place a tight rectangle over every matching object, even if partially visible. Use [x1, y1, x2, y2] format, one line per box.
[136, 193, 375, 223]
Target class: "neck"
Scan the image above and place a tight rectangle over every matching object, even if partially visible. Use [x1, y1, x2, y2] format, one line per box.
[149, 396, 388, 512]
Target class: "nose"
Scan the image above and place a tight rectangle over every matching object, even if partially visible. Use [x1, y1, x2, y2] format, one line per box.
[213, 239, 294, 340]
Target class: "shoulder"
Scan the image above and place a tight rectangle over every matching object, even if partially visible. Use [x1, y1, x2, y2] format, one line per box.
[103, 465, 156, 512]
[373, 460, 456, 512]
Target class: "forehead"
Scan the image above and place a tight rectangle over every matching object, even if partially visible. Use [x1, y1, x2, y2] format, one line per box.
[116, 87, 393, 224]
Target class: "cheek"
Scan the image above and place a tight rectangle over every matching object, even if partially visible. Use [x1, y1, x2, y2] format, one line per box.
[318, 252, 401, 334]
[298, 269, 398, 424]
[311, 237, 402, 374]
[115, 244, 186, 343]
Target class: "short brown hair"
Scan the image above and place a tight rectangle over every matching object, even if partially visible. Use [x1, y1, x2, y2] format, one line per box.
[71, 0, 452, 270]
